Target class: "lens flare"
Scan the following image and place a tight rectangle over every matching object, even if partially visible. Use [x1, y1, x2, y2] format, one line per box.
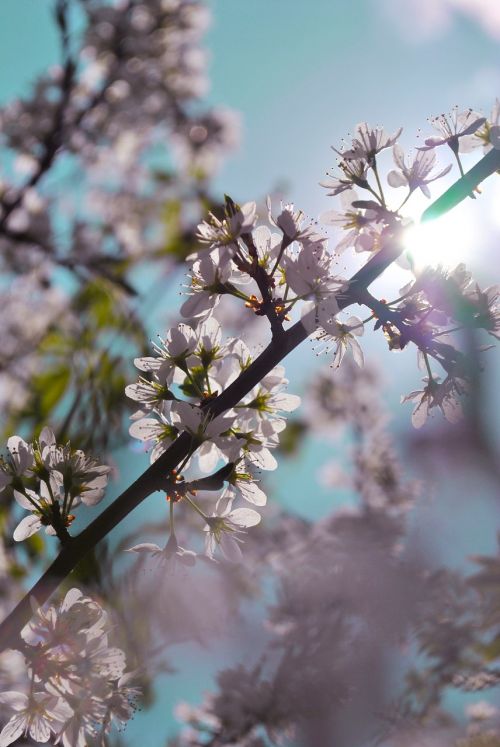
[403, 210, 475, 271]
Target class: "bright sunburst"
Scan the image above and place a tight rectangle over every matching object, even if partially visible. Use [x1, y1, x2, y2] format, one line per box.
[402, 209, 476, 271]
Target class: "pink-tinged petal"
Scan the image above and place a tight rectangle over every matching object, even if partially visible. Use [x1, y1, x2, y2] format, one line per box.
[128, 418, 160, 442]
[13, 515, 42, 542]
[355, 232, 375, 253]
[178, 549, 197, 566]
[345, 316, 364, 336]
[238, 481, 267, 506]
[272, 392, 301, 411]
[319, 209, 342, 226]
[420, 183, 431, 199]
[197, 443, 219, 473]
[29, 714, 51, 743]
[215, 490, 234, 516]
[387, 169, 407, 188]
[0, 713, 26, 747]
[13, 489, 37, 510]
[126, 543, 162, 554]
[7, 436, 33, 473]
[134, 356, 161, 372]
[39, 427, 56, 453]
[180, 292, 214, 319]
[442, 398, 462, 424]
[249, 447, 278, 471]
[220, 533, 243, 562]
[150, 441, 170, 463]
[423, 136, 446, 147]
[228, 507, 261, 528]
[412, 399, 429, 429]
[336, 230, 357, 254]
[460, 117, 486, 137]
[350, 337, 365, 367]
[170, 401, 203, 432]
[61, 588, 84, 611]
[0, 692, 28, 710]
[332, 342, 346, 369]
[392, 143, 405, 170]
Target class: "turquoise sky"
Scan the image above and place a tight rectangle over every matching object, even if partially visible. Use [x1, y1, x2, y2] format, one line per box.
[1, 2, 500, 744]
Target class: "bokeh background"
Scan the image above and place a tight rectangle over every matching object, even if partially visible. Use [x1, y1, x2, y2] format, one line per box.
[1, 1, 500, 743]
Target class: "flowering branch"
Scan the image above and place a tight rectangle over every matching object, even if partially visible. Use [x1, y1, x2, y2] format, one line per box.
[0, 227, 407, 649]
[2, 105, 499, 653]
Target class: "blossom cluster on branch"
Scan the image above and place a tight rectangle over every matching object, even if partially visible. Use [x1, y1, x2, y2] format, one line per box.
[1, 2, 500, 744]
[0, 588, 138, 747]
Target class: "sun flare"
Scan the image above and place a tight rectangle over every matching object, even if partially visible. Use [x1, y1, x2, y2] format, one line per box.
[402, 209, 476, 271]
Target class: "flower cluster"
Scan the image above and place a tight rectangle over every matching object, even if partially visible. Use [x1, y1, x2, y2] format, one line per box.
[127, 317, 300, 560]
[316, 107, 500, 427]
[0, 428, 110, 542]
[0, 588, 139, 747]
[182, 195, 361, 357]
[393, 264, 500, 426]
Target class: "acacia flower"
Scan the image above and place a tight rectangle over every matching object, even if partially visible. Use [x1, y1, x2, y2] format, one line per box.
[204, 498, 261, 562]
[235, 418, 284, 471]
[127, 533, 196, 571]
[132, 323, 197, 376]
[252, 224, 282, 270]
[340, 122, 402, 163]
[471, 99, 500, 152]
[317, 316, 365, 368]
[4, 587, 138, 747]
[0, 691, 71, 747]
[267, 197, 325, 246]
[126, 324, 198, 408]
[38, 429, 110, 508]
[196, 200, 257, 249]
[181, 251, 234, 319]
[129, 408, 179, 463]
[169, 401, 236, 472]
[419, 108, 486, 154]
[387, 146, 452, 198]
[12, 478, 60, 542]
[401, 375, 466, 428]
[465, 283, 500, 339]
[281, 243, 345, 334]
[320, 157, 370, 196]
[226, 460, 267, 506]
[320, 189, 381, 254]
[237, 365, 301, 431]
[0, 436, 34, 492]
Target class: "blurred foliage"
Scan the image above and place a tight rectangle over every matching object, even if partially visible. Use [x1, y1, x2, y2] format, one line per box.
[2, 277, 147, 454]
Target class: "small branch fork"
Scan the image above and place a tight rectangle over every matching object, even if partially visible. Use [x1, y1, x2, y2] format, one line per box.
[0, 156, 491, 650]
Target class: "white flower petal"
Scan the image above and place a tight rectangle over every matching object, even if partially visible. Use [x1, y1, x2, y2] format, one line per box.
[13, 514, 42, 542]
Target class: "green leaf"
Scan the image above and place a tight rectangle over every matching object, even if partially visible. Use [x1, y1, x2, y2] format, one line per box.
[32, 365, 70, 419]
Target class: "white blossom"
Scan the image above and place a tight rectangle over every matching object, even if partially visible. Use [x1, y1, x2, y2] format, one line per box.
[340, 122, 403, 162]
[401, 375, 466, 428]
[127, 534, 196, 572]
[387, 145, 452, 198]
[419, 107, 486, 153]
[204, 497, 261, 562]
[317, 316, 365, 368]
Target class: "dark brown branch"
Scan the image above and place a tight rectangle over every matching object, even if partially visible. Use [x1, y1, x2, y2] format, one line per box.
[0, 236, 403, 649]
